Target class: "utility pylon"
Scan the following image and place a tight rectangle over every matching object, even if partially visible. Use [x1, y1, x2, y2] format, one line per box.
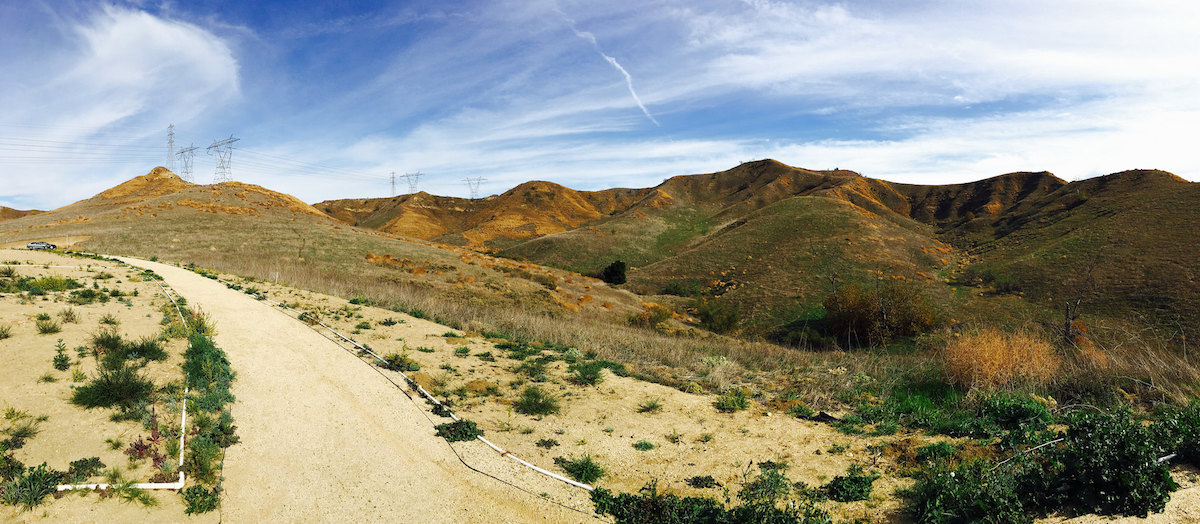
[206, 136, 240, 183]
[463, 177, 486, 200]
[390, 171, 396, 196]
[401, 171, 422, 194]
[166, 124, 175, 172]
[176, 144, 199, 182]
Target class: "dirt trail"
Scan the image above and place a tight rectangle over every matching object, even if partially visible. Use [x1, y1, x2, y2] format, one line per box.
[119, 257, 591, 523]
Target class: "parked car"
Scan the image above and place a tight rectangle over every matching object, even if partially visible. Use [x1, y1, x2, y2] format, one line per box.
[26, 241, 56, 250]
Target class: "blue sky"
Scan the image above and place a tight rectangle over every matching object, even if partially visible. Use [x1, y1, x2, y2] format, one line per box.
[2, 0, 1198, 210]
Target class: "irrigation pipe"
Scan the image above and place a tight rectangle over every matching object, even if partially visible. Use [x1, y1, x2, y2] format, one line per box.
[56, 271, 191, 492]
[207, 273, 596, 493]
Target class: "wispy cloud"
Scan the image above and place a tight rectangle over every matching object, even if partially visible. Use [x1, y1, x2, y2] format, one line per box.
[559, 12, 659, 127]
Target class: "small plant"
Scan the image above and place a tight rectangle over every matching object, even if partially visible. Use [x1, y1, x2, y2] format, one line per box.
[823, 464, 878, 502]
[416, 346, 435, 353]
[65, 457, 105, 483]
[72, 360, 154, 409]
[555, 455, 605, 484]
[434, 419, 483, 442]
[442, 331, 461, 338]
[686, 475, 720, 488]
[71, 367, 86, 382]
[378, 352, 420, 372]
[536, 438, 560, 449]
[354, 321, 371, 330]
[514, 386, 560, 416]
[99, 313, 119, 325]
[633, 440, 656, 451]
[697, 433, 715, 443]
[182, 484, 220, 514]
[476, 351, 495, 362]
[1, 463, 61, 509]
[58, 308, 79, 324]
[569, 361, 606, 386]
[714, 389, 750, 413]
[665, 429, 683, 444]
[454, 346, 470, 357]
[379, 318, 401, 326]
[637, 398, 663, 414]
[35, 317, 60, 334]
[53, 341, 70, 371]
[787, 402, 815, 419]
[0, 324, 10, 340]
[105, 438, 123, 450]
[37, 373, 56, 383]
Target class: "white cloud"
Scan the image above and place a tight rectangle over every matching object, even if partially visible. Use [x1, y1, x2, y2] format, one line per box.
[0, 6, 239, 209]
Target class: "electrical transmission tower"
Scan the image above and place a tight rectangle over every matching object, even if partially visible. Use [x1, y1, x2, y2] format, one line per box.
[206, 136, 240, 183]
[166, 124, 175, 172]
[401, 171, 422, 194]
[176, 144, 199, 182]
[463, 177, 486, 200]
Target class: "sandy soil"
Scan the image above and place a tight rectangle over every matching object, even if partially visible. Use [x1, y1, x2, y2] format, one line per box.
[0, 249, 204, 523]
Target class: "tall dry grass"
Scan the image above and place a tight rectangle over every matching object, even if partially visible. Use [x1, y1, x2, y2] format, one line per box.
[179, 253, 808, 388]
[942, 327, 1061, 391]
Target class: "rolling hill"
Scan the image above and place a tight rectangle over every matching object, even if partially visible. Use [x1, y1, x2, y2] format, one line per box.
[0, 206, 43, 221]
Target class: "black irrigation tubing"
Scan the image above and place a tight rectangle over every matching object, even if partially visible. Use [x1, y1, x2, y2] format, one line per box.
[206, 274, 602, 518]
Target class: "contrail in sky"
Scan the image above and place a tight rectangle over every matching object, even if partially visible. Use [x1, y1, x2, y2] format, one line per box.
[561, 14, 660, 127]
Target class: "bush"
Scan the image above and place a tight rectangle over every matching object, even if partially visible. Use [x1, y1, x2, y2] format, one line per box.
[34, 318, 60, 334]
[714, 389, 750, 413]
[182, 485, 221, 514]
[535, 438, 559, 449]
[943, 328, 1061, 390]
[638, 398, 663, 414]
[599, 261, 627, 285]
[628, 304, 672, 330]
[633, 440, 656, 451]
[823, 281, 936, 347]
[822, 464, 878, 502]
[71, 362, 154, 408]
[65, 457, 105, 483]
[434, 420, 483, 442]
[183, 334, 235, 412]
[1059, 410, 1176, 516]
[378, 352, 420, 372]
[694, 300, 740, 334]
[569, 361, 605, 386]
[555, 455, 605, 483]
[515, 386, 560, 416]
[903, 460, 1029, 524]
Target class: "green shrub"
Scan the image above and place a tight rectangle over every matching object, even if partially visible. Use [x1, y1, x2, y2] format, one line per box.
[515, 386, 560, 416]
[902, 460, 1029, 524]
[184, 435, 221, 484]
[182, 485, 221, 514]
[0, 452, 24, 481]
[453, 346, 470, 357]
[822, 464, 878, 502]
[34, 318, 60, 334]
[555, 455, 605, 483]
[637, 398, 663, 414]
[355, 321, 371, 330]
[1, 463, 62, 509]
[685, 475, 719, 489]
[714, 389, 750, 413]
[694, 300, 740, 334]
[1151, 400, 1200, 467]
[535, 438, 559, 449]
[434, 420, 483, 442]
[569, 361, 605, 386]
[599, 261, 627, 285]
[1059, 410, 1176, 517]
[787, 402, 815, 418]
[183, 334, 235, 413]
[71, 362, 154, 408]
[65, 457, 105, 483]
[0, 324, 10, 340]
[633, 440, 656, 451]
[378, 352, 420, 372]
[915, 442, 957, 463]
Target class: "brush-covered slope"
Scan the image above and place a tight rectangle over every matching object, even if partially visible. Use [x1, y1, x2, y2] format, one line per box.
[946, 169, 1200, 333]
[0, 167, 645, 324]
[500, 160, 864, 273]
[316, 181, 650, 251]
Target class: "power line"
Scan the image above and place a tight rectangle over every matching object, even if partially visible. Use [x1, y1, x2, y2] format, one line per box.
[401, 171, 422, 194]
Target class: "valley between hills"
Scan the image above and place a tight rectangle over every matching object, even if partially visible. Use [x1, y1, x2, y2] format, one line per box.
[2, 160, 1200, 522]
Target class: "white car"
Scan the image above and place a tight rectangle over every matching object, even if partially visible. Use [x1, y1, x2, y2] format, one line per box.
[26, 241, 56, 250]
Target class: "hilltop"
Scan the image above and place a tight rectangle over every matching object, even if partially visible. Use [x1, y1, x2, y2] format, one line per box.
[0, 206, 43, 221]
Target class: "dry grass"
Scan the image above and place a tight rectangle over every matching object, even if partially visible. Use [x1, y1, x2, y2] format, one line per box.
[942, 327, 1061, 391]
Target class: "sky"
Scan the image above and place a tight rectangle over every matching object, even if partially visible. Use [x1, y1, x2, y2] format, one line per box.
[1, 0, 1198, 210]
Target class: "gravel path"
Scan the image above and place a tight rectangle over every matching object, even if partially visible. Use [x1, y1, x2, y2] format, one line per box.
[122, 257, 590, 523]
